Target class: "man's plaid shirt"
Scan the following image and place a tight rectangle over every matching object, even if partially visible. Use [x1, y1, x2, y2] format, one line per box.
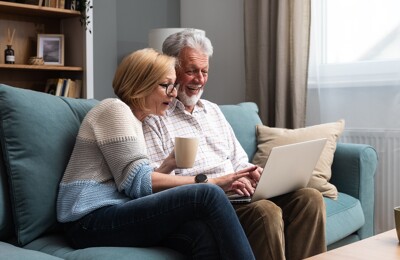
[143, 98, 254, 178]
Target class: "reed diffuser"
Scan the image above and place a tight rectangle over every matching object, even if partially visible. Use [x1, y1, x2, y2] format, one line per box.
[5, 28, 16, 64]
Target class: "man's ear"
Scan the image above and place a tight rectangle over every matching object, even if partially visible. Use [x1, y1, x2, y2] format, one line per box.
[175, 66, 184, 77]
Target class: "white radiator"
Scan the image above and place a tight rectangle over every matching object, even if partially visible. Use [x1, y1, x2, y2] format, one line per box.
[340, 129, 400, 234]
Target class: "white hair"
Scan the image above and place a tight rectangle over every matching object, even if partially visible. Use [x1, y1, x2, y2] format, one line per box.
[162, 29, 213, 58]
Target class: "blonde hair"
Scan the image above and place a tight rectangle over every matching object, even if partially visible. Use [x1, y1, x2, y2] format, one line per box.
[112, 48, 176, 111]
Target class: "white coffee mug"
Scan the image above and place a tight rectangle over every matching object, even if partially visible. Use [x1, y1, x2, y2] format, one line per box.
[175, 137, 199, 168]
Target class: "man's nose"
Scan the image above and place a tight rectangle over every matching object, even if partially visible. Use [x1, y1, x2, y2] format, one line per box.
[194, 72, 206, 85]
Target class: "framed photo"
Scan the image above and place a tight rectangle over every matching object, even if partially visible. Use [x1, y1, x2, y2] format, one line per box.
[37, 34, 64, 66]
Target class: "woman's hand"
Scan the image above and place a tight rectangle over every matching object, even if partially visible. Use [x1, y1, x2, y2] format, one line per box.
[155, 150, 176, 174]
[208, 166, 258, 192]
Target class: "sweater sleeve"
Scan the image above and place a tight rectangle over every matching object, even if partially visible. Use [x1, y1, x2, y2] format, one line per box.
[88, 99, 153, 198]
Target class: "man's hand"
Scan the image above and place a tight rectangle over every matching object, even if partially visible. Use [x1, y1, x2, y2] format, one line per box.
[250, 166, 262, 183]
[231, 165, 263, 196]
[208, 166, 257, 192]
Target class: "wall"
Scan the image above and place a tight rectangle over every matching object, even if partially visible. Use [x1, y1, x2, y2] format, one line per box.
[93, 0, 245, 105]
[180, 0, 246, 104]
[115, 0, 181, 63]
[92, 0, 117, 100]
[92, 0, 180, 100]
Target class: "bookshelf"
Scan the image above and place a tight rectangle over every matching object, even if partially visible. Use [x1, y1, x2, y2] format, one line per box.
[0, 1, 93, 98]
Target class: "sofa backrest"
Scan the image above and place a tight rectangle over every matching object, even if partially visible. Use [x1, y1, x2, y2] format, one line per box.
[219, 102, 262, 161]
[0, 84, 262, 245]
[0, 84, 98, 245]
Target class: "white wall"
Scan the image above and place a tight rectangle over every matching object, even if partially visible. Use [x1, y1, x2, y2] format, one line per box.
[180, 0, 246, 104]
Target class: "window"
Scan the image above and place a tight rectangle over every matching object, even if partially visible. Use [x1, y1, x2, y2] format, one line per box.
[308, 0, 400, 88]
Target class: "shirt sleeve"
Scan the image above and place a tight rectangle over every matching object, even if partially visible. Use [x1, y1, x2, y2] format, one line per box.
[214, 104, 255, 171]
[142, 115, 171, 172]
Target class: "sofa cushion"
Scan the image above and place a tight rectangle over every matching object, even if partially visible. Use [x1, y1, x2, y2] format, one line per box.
[0, 84, 98, 246]
[324, 192, 365, 245]
[219, 102, 262, 161]
[252, 120, 345, 199]
[0, 242, 63, 260]
[24, 234, 187, 260]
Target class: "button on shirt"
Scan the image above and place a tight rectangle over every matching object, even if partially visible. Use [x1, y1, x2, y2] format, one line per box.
[143, 98, 253, 178]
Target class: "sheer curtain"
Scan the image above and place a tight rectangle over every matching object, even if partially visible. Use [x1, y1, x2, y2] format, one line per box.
[307, 0, 400, 234]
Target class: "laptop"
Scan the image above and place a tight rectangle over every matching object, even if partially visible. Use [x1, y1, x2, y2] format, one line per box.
[228, 138, 327, 204]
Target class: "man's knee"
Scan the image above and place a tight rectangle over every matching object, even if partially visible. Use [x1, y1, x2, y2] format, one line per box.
[297, 188, 325, 213]
[237, 200, 283, 228]
[253, 200, 282, 218]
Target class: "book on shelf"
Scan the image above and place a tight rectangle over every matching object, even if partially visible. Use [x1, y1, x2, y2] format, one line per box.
[66, 80, 76, 98]
[60, 78, 69, 97]
[39, 0, 65, 9]
[44, 0, 57, 8]
[57, 0, 65, 9]
[45, 78, 81, 98]
[45, 78, 63, 96]
[66, 80, 82, 98]
[23, 0, 43, 6]
[73, 79, 82, 98]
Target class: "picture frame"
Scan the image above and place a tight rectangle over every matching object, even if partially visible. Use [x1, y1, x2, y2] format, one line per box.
[37, 34, 64, 66]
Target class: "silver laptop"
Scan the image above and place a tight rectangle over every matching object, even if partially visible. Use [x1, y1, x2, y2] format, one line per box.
[228, 138, 327, 204]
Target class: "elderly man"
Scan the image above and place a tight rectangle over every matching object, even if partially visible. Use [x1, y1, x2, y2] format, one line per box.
[143, 29, 326, 260]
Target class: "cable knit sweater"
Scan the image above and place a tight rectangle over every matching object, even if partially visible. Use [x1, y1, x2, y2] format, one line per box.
[57, 98, 153, 222]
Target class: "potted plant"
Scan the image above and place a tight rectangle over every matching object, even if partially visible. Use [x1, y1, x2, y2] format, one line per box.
[78, 0, 93, 33]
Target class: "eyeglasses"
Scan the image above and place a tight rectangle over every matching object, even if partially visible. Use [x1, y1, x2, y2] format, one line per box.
[159, 83, 178, 95]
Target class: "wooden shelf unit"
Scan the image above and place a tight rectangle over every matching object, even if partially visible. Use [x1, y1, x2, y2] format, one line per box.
[0, 1, 92, 98]
[0, 1, 81, 17]
[0, 63, 83, 71]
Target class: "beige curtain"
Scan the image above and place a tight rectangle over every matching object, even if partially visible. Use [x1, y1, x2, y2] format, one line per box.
[244, 0, 311, 128]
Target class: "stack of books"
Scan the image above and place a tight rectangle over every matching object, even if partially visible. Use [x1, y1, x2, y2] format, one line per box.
[44, 78, 82, 98]
[36, 0, 84, 10]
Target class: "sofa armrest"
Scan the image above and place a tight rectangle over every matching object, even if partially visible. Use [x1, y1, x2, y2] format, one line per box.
[330, 142, 378, 239]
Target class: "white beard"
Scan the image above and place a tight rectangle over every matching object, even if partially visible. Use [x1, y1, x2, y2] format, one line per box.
[178, 88, 203, 107]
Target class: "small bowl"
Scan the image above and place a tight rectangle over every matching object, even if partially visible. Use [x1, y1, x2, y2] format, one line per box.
[28, 56, 44, 65]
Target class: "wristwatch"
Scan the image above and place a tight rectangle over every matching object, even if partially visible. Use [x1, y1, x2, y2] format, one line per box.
[195, 174, 208, 183]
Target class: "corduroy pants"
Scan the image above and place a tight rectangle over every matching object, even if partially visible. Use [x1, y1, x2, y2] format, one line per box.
[234, 187, 326, 260]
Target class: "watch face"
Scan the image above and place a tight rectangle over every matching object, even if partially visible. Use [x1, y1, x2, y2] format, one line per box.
[195, 174, 207, 183]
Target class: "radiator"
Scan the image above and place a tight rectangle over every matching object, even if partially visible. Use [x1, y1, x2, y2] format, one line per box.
[340, 129, 400, 234]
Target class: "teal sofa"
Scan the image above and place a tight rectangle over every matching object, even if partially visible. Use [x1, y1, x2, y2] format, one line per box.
[0, 84, 378, 259]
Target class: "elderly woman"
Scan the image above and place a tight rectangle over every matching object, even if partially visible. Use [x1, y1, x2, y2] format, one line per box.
[56, 48, 255, 260]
